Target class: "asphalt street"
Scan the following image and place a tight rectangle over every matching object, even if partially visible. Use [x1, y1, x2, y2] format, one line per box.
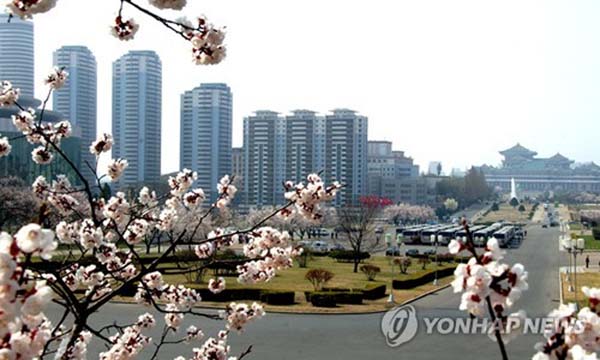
[45, 225, 561, 359]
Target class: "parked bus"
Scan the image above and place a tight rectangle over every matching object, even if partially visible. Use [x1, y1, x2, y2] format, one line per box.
[438, 226, 463, 245]
[421, 224, 456, 244]
[420, 225, 446, 243]
[472, 223, 504, 246]
[455, 225, 486, 241]
[402, 225, 428, 244]
[493, 226, 515, 248]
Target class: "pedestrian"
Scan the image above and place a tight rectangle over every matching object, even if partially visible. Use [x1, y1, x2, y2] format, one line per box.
[586, 255, 590, 269]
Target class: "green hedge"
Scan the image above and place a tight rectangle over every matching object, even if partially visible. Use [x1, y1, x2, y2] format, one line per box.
[363, 284, 386, 300]
[310, 292, 337, 307]
[329, 250, 371, 263]
[188, 288, 296, 305]
[306, 290, 364, 305]
[259, 290, 295, 305]
[332, 291, 363, 304]
[392, 267, 456, 290]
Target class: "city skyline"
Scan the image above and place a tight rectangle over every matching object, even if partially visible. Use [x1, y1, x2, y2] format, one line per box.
[26, 0, 600, 174]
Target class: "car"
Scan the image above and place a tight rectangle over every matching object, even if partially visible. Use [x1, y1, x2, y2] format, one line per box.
[385, 246, 401, 256]
[328, 243, 345, 252]
[542, 223, 548, 228]
[311, 241, 329, 253]
[298, 240, 312, 248]
[423, 249, 436, 256]
[405, 249, 419, 257]
[319, 229, 330, 236]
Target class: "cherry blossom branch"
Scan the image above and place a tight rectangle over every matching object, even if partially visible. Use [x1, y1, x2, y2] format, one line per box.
[120, 0, 191, 40]
[238, 345, 254, 360]
[460, 220, 509, 360]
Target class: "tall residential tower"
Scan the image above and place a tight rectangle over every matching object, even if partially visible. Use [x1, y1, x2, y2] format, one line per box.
[243, 111, 286, 206]
[112, 51, 162, 188]
[180, 83, 232, 201]
[324, 109, 368, 206]
[53, 46, 97, 184]
[0, 14, 34, 99]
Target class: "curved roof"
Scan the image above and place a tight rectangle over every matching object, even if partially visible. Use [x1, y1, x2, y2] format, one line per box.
[499, 143, 537, 157]
[548, 153, 573, 163]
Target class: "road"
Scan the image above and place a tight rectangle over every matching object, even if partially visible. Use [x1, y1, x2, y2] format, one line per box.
[46, 225, 561, 359]
[451, 202, 491, 222]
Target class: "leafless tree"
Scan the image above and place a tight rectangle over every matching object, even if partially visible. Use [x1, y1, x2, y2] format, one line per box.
[336, 204, 382, 273]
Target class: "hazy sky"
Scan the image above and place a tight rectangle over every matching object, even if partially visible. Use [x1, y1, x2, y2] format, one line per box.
[30, 0, 600, 174]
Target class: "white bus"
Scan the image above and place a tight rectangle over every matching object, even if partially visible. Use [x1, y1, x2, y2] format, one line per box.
[493, 226, 516, 248]
[438, 226, 463, 245]
[402, 225, 428, 244]
[473, 223, 504, 247]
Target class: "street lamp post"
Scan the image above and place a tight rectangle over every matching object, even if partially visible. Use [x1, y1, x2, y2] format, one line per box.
[562, 237, 574, 292]
[431, 234, 439, 286]
[563, 237, 585, 308]
[573, 238, 585, 308]
[397, 234, 404, 256]
[386, 233, 394, 304]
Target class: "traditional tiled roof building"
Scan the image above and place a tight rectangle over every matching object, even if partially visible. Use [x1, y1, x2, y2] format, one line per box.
[482, 144, 600, 193]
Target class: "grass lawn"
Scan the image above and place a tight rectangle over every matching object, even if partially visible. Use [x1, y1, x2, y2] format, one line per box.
[569, 223, 583, 231]
[569, 234, 600, 250]
[166, 256, 455, 292]
[155, 255, 456, 313]
[476, 203, 532, 224]
[162, 255, 455, 294]
[561, 272, 600, 308]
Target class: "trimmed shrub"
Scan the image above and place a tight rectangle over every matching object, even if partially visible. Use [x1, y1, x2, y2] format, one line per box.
[311, 251, 331, 257]
[593, 227, 600, 241]
[418, 257, 430, 270]
[309, 291, 364, 306]
[360, 264, 381, 281]
[195, 288, 263, 302]
[310, 292, 337, 307]
[393, 257, 411, 274]
[260, 291, 295, 305]
[329, 250, 371, 263]
[332, 291, 363, 305]
[305, 268, 334, 291]
[362, 284, 386, 300]
[435, 254, 456, 264]
[392, 267, 456, 290]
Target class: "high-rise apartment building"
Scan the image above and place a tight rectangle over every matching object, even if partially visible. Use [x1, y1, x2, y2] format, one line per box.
[284, 110, 326, 182]
[180, 83, 232, 201]
[112, 51, 162, 188]
[0, 14, 34, 99]
[53, 46, 97, 185]
[0, 15, 83, 184]
[232, 147, 243, 179]
[243, 111, 286, 206]
[324, 109, 368, 206]
[242, 108, 368, 207]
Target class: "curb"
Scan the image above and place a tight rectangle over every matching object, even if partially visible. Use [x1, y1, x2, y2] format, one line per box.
[559, 271, 564, 305]
[397, 283, 451, 307]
